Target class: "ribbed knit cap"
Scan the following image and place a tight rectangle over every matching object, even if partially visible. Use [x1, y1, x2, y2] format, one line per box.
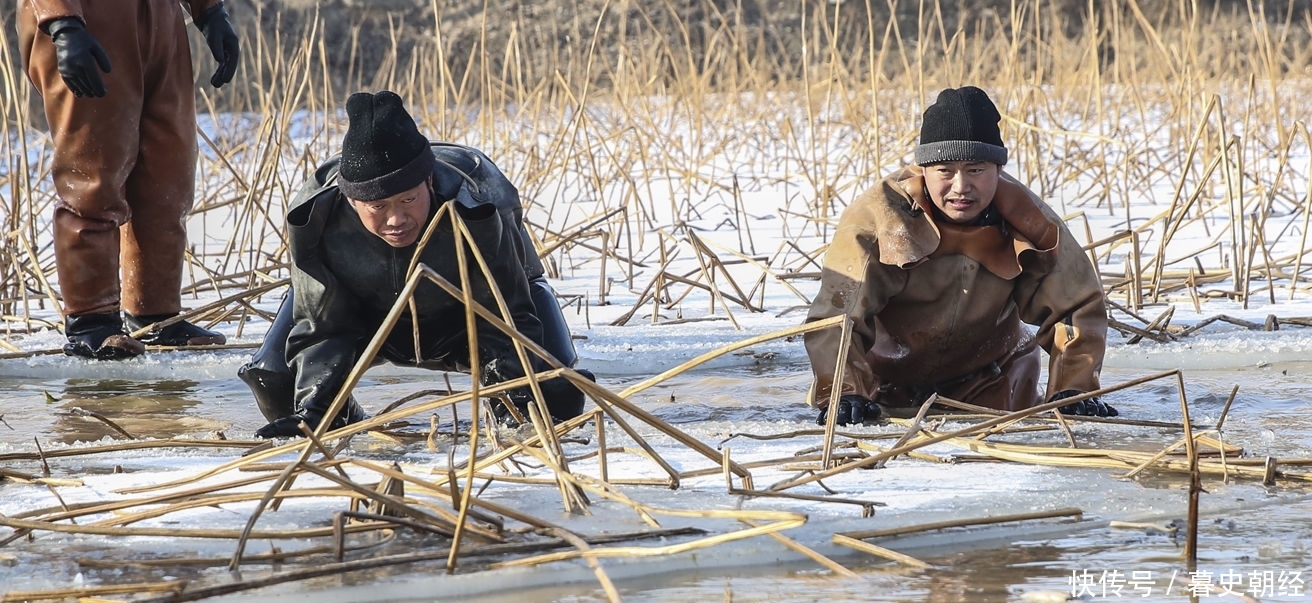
[914, 86, 1008, 166]
[338, 91, 434, 200]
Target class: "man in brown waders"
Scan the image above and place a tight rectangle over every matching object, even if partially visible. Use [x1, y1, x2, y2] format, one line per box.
[805, 86, 1116, 425]
[18, 0, 240, 359]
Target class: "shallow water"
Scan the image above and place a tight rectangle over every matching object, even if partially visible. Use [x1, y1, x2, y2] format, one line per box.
[1, 350, 1311, 602]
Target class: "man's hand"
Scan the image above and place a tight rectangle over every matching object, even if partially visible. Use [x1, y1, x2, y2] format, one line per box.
[1052, 389, 1119, 417]
[46, 18, 111, 98]
[195, 2, 239, 88]
[816, 394, 882, 426]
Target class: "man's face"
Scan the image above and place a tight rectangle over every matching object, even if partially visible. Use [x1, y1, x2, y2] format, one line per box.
[923, 161, 1000, 224]
[348, 180, 431, 248]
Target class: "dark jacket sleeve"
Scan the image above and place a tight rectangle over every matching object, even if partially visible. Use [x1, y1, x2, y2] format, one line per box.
[452, 144, 547, 281]
[452, 198, 585, 420]
[449, 198, 544, 367]
[284, 165, 365, 414]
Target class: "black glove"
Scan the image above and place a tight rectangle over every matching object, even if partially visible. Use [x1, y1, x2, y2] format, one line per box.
[1052, 389, 1119, 417]
[816, 394, 881, 426]
[494, 369, 595, 428]
[194, 2, 239, 88]
[46, 18, 111, 98]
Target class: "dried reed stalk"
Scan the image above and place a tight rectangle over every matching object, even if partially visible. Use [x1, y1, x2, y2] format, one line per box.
[837, 507, 1085, 541]
[769, 371, 1186, 491]
[831, 533, 931, 569]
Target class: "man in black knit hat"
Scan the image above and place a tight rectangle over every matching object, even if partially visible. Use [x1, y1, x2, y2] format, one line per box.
[241, 90, 591, 438]
[804, 86, 1114, 425]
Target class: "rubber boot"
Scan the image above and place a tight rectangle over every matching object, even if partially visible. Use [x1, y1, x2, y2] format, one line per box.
[125, 313, 226, 347]
[529, 278, 578, 367]
[238, 294, 297, 422]
[246, 293, 370, 438]
[253, 395, 370, 439]
[63, 312, 146, 360]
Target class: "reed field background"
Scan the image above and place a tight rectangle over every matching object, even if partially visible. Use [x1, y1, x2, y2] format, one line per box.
[3, 0, 1312, 341]
[5, 3, 1312, 600]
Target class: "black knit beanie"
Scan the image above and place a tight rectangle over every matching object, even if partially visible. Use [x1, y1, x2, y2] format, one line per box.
[913, 86, 1008, 166]
[337, 91, 434, 201]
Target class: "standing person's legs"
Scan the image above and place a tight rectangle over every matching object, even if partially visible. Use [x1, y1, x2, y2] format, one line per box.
[119, 0, 225, 346]
[19, 0, 147, 358]
[121, 0, 194, 319]
[239, 292, 297, 422]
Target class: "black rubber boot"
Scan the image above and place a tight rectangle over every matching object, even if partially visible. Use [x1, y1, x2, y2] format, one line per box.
[253, 397, 369, 439]
[63, 312, 146, 360]
[245, 292, 371, 438]
[125, 313, 226, 347]
[240, 365, 296, 423]
[529, 278, 578, 367]
[238, 294, 297, 422]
